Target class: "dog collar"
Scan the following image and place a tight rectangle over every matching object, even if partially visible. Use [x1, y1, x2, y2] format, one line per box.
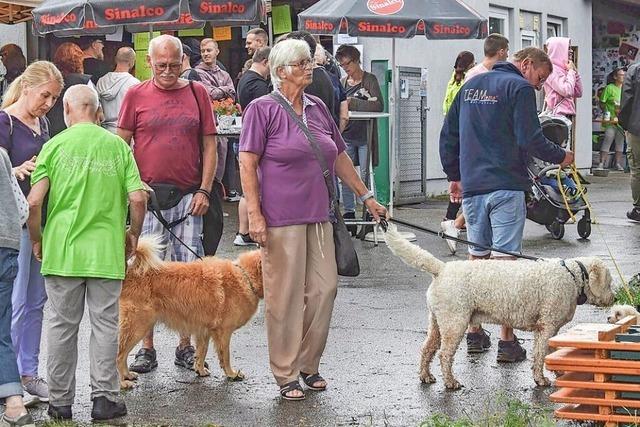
[233, 263, 259, 297]
[560, 260, 588, 305]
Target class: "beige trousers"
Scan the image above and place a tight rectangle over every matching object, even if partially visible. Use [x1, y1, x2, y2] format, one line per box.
[261, 222, 338, 386]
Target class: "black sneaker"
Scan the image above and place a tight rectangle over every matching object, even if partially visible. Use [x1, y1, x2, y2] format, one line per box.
[466, 329, 491, 353]
[497, 335, 527, 362]
[233, 232, 258, 246]
[91, 397, 127, 421]
[174, 345, 209, 371]
[129, 348, 158, 374]
[47, 404, 72, 420]
[627, 207, 640, 222]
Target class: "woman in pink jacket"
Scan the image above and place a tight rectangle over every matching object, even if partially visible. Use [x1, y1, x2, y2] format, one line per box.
[543, 37, 583, 118]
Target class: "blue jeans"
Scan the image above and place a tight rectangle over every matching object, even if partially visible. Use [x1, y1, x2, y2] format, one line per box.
[462, 190, 526, 257]
[12, 228, 47, 378]
[0, 247, 22, 399]
[341, 143, 369, 212]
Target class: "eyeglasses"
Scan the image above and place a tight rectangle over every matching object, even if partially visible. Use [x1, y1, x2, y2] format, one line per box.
[286, 59, 313, 69]
[152, 62, 182, 73]
[339, 59, 353, 69]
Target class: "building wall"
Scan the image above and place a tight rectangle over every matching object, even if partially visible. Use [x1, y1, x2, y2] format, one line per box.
[359, 0, 593, 195]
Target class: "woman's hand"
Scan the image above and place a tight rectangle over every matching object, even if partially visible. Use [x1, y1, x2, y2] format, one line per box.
[364, 198, 389, 222]
[13, 156, 36, 181]
[249, 212, 268, 247]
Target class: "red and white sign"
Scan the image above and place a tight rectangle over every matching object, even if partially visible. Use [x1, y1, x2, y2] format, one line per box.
[366, 0, 404, 16]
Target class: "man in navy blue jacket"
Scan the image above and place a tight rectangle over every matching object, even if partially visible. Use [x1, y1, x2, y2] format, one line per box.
[439, 47, 574, 363]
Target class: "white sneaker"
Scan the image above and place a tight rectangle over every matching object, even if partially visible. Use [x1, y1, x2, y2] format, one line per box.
[615, 164, 625, 171]
[597, 162, 604, 169]
[440, 220, 459, 254]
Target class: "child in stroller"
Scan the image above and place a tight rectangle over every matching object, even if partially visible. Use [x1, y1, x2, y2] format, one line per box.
[526, 114, 591, 239]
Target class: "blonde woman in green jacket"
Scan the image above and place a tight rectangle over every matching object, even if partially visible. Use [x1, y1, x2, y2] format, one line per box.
[443, 51, 475, 115]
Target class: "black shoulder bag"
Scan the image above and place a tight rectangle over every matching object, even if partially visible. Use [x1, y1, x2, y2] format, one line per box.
[269, 93, 360, 277]
[189, 81, 224, 256]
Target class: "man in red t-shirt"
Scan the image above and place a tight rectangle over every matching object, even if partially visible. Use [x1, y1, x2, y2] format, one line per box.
[117, 34, 217, 374]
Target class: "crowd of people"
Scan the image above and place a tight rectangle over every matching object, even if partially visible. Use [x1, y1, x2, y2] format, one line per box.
[0, 28, 387, 423]
[1, 24, 640, 425]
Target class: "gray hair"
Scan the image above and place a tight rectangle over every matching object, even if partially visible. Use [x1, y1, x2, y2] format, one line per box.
[148, 34, 182, 59]
[269, 39, 310, 89]
[63, 84, 99, 112]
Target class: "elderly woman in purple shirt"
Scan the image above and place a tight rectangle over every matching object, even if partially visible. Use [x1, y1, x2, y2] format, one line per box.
[239, 39, 388, 401]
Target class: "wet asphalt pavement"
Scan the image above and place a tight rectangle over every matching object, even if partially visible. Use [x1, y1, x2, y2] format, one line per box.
[22, 172, 640, 426]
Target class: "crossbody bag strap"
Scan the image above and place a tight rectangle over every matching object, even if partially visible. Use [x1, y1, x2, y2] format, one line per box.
[269, 93, 337, 210]
[188, 81, 204, 150]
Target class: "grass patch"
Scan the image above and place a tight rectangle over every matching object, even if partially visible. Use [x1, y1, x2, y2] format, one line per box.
[419, 397, 555, 427]
[614, 273, 640, 306]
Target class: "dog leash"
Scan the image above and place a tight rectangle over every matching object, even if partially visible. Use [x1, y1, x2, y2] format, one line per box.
[233, 263, 259, 297]
[148, 190, 204, 261]
[380, 218, 541, 261]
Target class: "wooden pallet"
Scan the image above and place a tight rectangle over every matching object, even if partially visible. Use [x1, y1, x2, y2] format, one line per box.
[545, 315, 640, 427]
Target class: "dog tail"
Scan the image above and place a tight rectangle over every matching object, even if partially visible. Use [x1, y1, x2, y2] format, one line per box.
[384, 224, 444, 277]
[128, 235, 165, 275]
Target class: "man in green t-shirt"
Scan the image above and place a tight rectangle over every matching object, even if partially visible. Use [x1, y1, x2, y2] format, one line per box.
[26, 85, 146, 422]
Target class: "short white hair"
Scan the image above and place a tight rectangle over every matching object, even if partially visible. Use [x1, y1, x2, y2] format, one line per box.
[148, 34, 182, 59]
[269, 39, 311, 89]
[63, 84, 99, 112]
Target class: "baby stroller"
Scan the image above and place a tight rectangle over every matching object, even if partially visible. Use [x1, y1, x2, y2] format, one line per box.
[526, 114, 591, 240]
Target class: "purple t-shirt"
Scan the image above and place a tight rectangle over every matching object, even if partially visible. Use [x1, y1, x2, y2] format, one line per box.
[0, 112, 49, 195]
[240, 94, 346, 227]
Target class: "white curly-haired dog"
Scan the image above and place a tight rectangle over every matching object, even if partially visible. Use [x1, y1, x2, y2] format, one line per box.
[384, 224, 615, 390]
[607, 304, 640, 323]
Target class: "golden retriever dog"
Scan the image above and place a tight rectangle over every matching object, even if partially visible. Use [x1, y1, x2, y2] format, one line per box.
[384, 224, 615, 390]
[117, 237, 263, 389]
[607, 304, 640, 323]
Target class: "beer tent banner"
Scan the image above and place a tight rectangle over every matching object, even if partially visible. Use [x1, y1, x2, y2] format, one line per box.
[298, 0, 487, 39]
[32, 0, 265, 35]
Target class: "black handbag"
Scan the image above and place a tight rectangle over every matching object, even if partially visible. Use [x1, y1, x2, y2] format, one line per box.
[270, 93, 360, 277]
[189, 81, 224, 256]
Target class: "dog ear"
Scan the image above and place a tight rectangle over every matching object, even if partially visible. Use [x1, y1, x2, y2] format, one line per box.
[584, 258, 615, 307]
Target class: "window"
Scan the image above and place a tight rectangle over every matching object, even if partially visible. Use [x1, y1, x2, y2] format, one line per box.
[547, 16, 564, 39]
[521, 30, 538, 48]
[489, 6, 509, 36]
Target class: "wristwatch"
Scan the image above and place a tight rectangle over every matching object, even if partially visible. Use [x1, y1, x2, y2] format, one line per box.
[358, 190, 375, 203]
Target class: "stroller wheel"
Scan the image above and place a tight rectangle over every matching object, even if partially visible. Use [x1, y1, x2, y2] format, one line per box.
[577, 216, 591, 239]
[546, 221, 565, 240]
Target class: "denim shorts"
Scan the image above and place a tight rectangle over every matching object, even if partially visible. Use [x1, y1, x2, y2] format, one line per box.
[462, 190, 526, 257]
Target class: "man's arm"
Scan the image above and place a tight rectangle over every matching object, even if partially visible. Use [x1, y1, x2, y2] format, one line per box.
[117, 128, 134, 145]
[26, 178, 49, 261]
[514, 86, 572, 166]
[190, 134, 217, 216]
[126, 189, 147, 259]
[619, 66, 637, 130]
[439, 92, 462, 182]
